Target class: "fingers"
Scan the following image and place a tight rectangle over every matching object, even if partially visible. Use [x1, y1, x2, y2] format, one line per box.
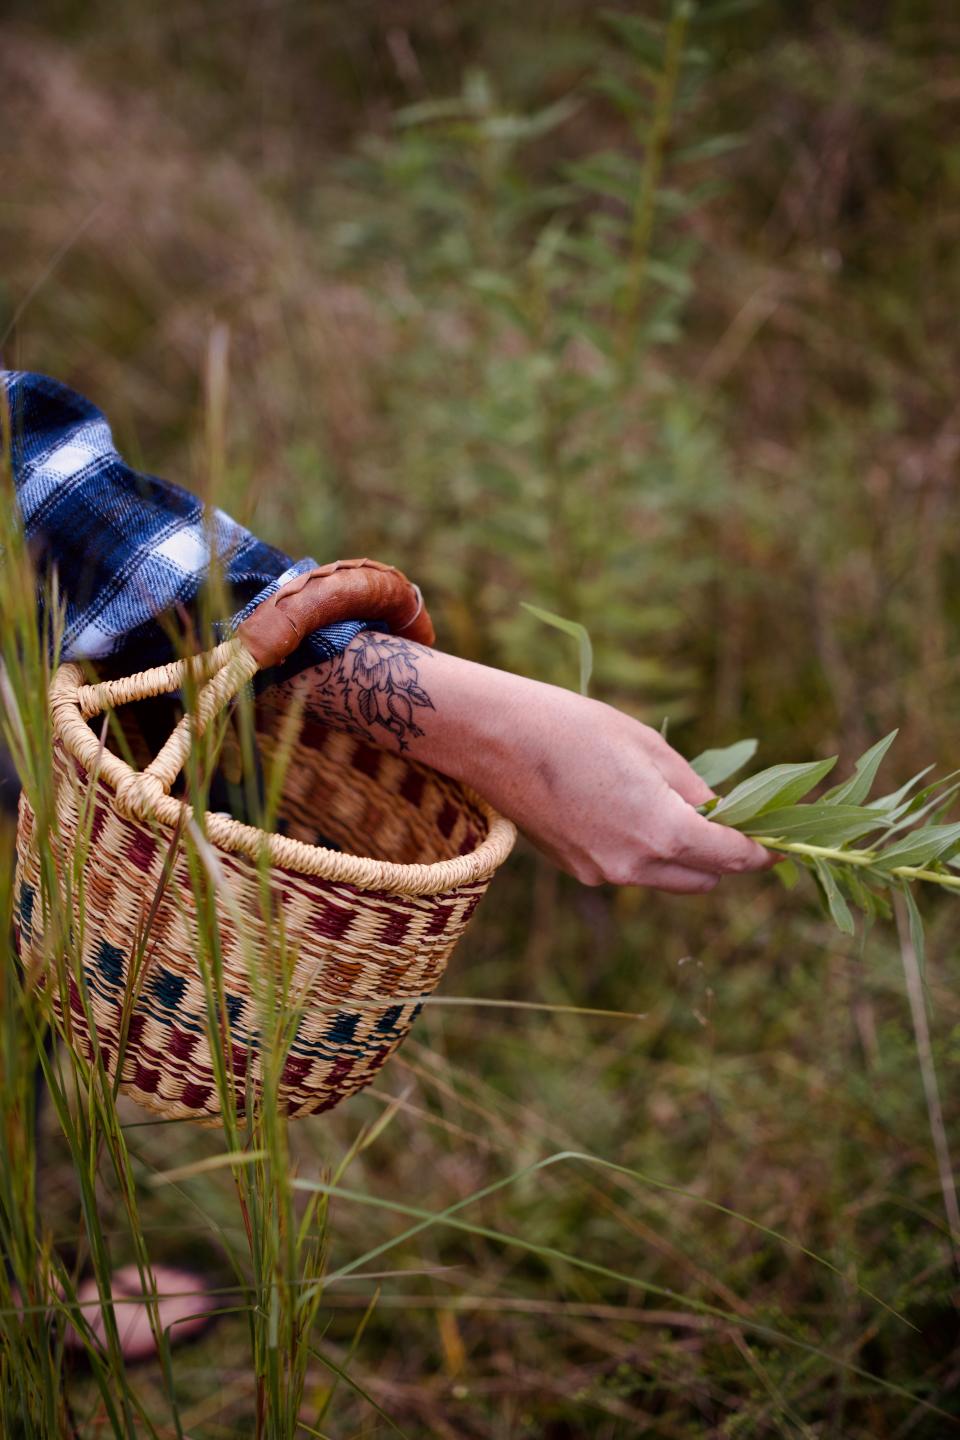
[661, 791, 775, 874]
[639, 730, 715, 807]
[636, 734, 774, 874]
[639, 862, 721, 895]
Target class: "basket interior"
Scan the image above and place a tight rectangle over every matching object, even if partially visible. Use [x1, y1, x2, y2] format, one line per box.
[96, 691, 491, 867]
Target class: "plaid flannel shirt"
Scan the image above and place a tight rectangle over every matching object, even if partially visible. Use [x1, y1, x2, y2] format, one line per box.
[1, 370, 369, 672]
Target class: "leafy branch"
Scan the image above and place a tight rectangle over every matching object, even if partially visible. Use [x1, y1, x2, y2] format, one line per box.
[691, 732, 960, 941]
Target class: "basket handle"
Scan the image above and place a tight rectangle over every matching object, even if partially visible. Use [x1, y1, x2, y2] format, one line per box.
[73, 558, 435, 815]
[140, 558, 434, 800]
[237, 557, 435, 669]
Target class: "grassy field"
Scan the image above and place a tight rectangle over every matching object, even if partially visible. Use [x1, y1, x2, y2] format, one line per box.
[1, 1, 959, 1435]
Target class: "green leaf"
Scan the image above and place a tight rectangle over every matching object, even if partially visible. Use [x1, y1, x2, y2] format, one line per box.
[773, 858, 799, 891]
[711, 758, 837, 827]
[873, 822, 960, 873]
[846, 864, 880, 921]
[814, 860, 855, 936]
[394, 97, 474, 128]
[672, 134, 745, 165]
[743, 803, 885, 847]
[520, 602, 593, 696]
[565, 153, 636, 206]
[589, 72, 650, 119]
[601, 10, 665, 71]
[866, 765, 935, 815]
[468, 270, 519, 300]
[656, 181, 726, 216]
[483, 97, 581, 144]
[822, 731, 898, 806]
[645, 258, 694, 298]
[884, 778, 960, 837]
[689, 738, 758, 788]
[845, 868, 887, 923]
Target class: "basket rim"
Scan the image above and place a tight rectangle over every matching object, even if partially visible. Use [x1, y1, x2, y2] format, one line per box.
[49, 661, 517, 897]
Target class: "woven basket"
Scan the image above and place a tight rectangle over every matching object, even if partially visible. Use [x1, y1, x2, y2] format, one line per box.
[13, 560, 516, 1124]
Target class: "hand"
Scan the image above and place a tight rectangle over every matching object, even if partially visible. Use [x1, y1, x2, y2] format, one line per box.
[490, 690, 774, 893]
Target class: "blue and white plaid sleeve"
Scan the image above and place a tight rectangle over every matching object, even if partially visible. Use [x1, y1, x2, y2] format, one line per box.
[1, 370, 369, 672]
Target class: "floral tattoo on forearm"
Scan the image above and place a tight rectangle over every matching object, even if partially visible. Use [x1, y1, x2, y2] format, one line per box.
[280, 632, 436, 750]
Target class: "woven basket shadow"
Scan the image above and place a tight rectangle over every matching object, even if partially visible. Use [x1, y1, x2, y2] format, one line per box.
[13, 562, 516, 1125]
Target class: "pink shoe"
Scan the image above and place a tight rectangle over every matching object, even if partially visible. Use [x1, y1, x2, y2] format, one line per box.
[62, 1264, 217, 1364]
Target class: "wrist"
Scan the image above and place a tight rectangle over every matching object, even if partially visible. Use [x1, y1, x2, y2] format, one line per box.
[399, 649, 526, 787]
[277, 634, 566, 820]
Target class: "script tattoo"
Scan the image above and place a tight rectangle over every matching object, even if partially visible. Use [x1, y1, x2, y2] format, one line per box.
[277, 632, 436, 751]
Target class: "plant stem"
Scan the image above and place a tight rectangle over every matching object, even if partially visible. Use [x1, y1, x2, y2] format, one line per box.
[893, 895, 960, 1272]
[616, 0, 692, 366]
[750, 835, 960, 892]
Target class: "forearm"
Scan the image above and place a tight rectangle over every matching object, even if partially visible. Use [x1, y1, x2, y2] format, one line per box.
[271, 630, 773, 891]
[271, 630, 539, 814]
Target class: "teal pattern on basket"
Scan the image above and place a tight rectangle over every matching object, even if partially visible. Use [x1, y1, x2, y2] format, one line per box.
[17, 881, 35, 942]
[85, 937, 424, 1067]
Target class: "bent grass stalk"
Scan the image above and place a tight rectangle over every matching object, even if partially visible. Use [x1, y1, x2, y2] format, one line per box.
[292, 1165, 956, 1426]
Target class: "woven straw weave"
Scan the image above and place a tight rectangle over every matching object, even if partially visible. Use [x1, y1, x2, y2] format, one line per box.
[13, 646, 515, 1123]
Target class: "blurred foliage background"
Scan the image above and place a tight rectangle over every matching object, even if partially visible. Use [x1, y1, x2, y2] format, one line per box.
[2, 0, 960, 1434]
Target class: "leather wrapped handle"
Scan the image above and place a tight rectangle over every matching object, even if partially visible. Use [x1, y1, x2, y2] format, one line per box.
[237, 557, 435, 671]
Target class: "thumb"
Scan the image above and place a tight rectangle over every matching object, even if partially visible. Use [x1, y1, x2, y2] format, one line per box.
[643, 732, 715, 808]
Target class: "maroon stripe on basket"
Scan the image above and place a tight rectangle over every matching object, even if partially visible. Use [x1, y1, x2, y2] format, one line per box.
[461, 893, 483, 923]
[231, 1042, 250, 1079]
[399, 769, 425, 808]
[310, 901, 354, 942]
[180, 1081, 212, 1110]
[351, 743, 382, 780]
[126, 829, 157, 874]
[299, 719, 331, 753]
[127, 1013, 146, 1049]
[436, 800, 458, 839]
[379, 911, 411, 947]
[168, 1027, 198, 1063]
[329, 1055, 355, 1083]
[134, 1063, 160, 1094]
[282, 1053, 312, 1086]
[91, 805, 108, 846]
[424, 903, 454, 937]
[458, 829, 477, 856]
